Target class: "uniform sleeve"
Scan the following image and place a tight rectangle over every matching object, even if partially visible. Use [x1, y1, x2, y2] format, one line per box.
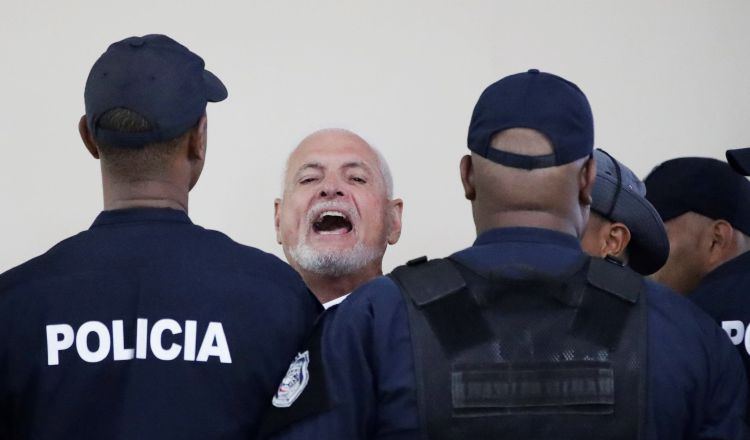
[697, 322, 749, 440]
[263, 277, 419, 440]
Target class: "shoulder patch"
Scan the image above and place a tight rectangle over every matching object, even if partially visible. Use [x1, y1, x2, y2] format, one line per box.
[272, 351, 310, 408]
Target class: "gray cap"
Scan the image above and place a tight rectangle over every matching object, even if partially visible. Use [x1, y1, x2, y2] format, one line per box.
[591, 149, 669, 275]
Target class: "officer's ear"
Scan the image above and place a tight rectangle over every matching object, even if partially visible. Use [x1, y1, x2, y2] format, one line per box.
[187, 114, 208, 162]
[274, 198, 283, 244]
[605, 222, 631, 262]
[460, 155, 476, 201]
[79, 115, 100, 159]
[578, 155, 596, 206]
[707, 219, 736, 267]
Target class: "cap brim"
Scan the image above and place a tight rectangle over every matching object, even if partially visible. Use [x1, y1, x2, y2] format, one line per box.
[727, 148, 750, 176]
[592, 179, 670, 275]
[203, 69, 228, 102]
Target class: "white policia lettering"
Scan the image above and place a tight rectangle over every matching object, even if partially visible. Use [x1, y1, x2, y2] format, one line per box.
[721, 320, 750, 355]
[46, 319, 232, 365]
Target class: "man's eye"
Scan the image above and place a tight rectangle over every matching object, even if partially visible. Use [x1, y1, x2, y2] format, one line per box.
[350, 176, 367, 184]
[299, 177, 318, 184]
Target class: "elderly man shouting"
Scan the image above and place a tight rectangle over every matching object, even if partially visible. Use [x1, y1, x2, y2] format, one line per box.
[275, 128, 403, 308]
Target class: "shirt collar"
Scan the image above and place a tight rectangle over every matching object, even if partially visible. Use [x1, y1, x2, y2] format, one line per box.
[473, 227, 581, 250]
[322, 293, 350, 310]
[90, 208, 193, 229]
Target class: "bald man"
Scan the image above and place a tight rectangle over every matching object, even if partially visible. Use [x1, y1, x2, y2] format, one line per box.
[261, 70, 748, 439]
[274, 129, 403, 307]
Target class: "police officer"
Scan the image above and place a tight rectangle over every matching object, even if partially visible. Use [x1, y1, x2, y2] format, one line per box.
[261, 70, 748, 439]
[581, 149, 669, 275]
[645, 156, 750, 416]
[0, 34, 319, 439]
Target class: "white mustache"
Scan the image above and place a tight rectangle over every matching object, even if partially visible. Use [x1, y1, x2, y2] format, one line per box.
[305, 200, 358, 224]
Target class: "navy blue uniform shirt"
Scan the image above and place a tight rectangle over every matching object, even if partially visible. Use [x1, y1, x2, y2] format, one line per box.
[690, 252, 750, 410]
[268, 227, 748, 440]
[0, 208, 320, 439]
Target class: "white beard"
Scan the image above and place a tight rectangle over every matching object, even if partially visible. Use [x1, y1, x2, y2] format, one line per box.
[290, 240, 381, 277]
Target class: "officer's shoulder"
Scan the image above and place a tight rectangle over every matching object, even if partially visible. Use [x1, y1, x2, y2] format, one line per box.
[337, 275, 404, 316]
[0, 231, 88, 295]
[197, 227, 304, 283]
[644, 278, 728, 341]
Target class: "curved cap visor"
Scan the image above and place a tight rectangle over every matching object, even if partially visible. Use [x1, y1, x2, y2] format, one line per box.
[727, 148, 750, 176]
[591, 149, 669, 275]
[591, 176, 669, 275]
[204, 70, 228, 102]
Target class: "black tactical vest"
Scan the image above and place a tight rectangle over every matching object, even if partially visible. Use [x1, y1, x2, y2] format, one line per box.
[389, 255, 647, 440]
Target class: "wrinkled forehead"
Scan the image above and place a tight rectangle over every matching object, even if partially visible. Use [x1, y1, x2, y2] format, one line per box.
[286, 136, 381, 179]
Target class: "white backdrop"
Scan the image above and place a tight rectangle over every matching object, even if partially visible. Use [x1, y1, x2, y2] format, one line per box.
[1, 1, 747, 274]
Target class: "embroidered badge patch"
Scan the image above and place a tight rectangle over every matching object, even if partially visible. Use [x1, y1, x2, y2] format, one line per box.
[272, 351, 310, 408]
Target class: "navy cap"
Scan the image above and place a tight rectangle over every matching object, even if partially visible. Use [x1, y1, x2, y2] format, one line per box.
[467, 69, 594, 169]
[591, 149, 669, 275]
[84, 34, 227, 148]
[726, 148, 750, 176]
[645, 157, 750, 236]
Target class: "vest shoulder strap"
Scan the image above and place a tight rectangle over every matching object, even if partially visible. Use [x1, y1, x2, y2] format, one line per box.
[391, 257, 466, 308]
[586, 257, 643, 304]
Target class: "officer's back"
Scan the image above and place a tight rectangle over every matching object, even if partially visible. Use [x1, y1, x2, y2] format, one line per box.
[261, 70, 748, 439]
[0, 34, 319, 439]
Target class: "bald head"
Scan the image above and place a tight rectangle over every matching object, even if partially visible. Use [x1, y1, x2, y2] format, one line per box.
[282, 129, 393, 199]
[460, 128, 596, 237]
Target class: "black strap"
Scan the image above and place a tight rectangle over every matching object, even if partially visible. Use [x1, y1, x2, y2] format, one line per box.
[482, 148, 558, 170]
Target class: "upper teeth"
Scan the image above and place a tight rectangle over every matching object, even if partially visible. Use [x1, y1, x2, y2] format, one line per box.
[319, 211, 345, 219]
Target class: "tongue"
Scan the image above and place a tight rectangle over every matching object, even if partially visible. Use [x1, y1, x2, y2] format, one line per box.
[313, 216, 352, 234]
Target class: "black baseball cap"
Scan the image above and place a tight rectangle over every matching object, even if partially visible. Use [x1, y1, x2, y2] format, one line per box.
[84, 34, 227, 148]
[645, 157, 750, 236]
[591, 149, 669, 275]
[726, 148, 750, 176]
[467, 69, 594, 169]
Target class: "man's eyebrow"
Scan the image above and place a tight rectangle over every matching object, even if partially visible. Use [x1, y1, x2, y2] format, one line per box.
[341, 161, 373, 173]
[294, 162, 324, 177]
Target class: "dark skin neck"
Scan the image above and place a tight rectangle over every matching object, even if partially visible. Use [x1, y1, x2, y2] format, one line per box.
[101, 170, 190, 212]
[474, 210, 580, 238]
[295, 261, 383, 305]
[78, 115, 207, 214]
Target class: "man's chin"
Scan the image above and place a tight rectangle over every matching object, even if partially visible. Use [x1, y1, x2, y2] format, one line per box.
[289, 242, 380, 278]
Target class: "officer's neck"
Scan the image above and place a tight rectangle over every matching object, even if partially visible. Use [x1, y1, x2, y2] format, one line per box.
[475, 211, 581, 238]
[299, 264, 383, 306]
[102, 177, 189, 212]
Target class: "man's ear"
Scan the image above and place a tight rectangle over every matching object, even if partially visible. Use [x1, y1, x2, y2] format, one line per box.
[274, 198, 283, 244]
[708, 220, 735, 266]
[579, 156, 596, 206]
[78, 115, 100, 159]
[460, 155, 476, 201]
[188, 114, 208, 161]
[606, 222, 632, 261]
[386, 198, 404, 245]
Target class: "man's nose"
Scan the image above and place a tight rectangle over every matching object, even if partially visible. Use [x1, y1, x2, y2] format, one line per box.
[319, 180, 345, 198]
[319, 187, 345, 198]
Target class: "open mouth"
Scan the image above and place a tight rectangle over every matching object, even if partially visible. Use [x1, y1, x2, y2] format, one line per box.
[312, 211, 353, 235]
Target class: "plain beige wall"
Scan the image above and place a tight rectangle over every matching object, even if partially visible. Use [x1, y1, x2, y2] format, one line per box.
[0, 0, 747, 274]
